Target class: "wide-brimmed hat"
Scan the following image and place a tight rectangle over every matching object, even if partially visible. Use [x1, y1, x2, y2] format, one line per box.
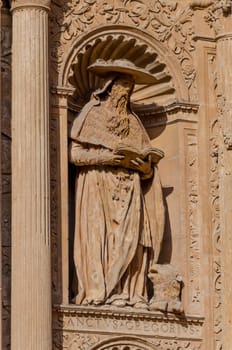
[87, 59, 157, 85]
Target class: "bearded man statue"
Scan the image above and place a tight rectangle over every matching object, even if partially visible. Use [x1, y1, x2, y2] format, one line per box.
[69, 59, 165, 309]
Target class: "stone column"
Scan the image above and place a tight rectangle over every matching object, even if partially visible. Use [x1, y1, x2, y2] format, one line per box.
[216, 15, 232, 350]
[11, 1, 52, 350]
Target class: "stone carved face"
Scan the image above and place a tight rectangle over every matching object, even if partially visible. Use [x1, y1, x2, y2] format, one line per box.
[105, 76, 134, 138]
[113, 75, 135, 93]
[109, 75, 135, 107]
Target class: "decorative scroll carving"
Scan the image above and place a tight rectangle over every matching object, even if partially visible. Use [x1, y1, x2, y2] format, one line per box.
[53, 331, 100, 350]
[210, 114, 222, 350]
[50, 0, 194, 51]
[151, 339, 202, 350]
[204, 0, 231, 34]
[53, 324, 203, 350]
[208, 53, 222, 350]
[186, 131, 200, 305]
[210, 105, 222, 350]
[189, 0, 213, 9]
[50, 0, 197, 96]
[216, 37, 232, 150]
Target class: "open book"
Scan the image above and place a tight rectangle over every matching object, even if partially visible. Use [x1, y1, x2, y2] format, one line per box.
[114, 144, 164, 168]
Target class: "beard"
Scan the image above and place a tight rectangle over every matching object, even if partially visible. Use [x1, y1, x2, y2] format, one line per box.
[106, 86, 131, 139]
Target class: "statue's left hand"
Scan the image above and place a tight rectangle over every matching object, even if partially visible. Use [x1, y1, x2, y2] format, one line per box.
[129, 156, 152, 175]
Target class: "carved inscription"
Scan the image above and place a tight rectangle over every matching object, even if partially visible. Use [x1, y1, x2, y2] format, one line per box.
[62, 316, 199, 337]
[53, 308, 203, 340]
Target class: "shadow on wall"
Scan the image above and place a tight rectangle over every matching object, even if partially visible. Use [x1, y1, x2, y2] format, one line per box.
[158, 186, 173, 264]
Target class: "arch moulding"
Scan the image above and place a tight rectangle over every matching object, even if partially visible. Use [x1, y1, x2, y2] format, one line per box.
[57, 25, 189, 106]
[89, 336, 157, 350]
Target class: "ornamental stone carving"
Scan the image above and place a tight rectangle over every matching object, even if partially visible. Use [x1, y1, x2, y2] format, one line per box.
[204, 0, 232, 34]
[50, 0, 198, 98]
[67, 34, 176, 109]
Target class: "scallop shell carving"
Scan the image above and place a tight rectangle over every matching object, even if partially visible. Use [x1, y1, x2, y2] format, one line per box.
[68, 35, 176, 111]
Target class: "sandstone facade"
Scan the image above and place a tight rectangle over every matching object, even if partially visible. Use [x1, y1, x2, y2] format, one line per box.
[1, 0, 232, 349]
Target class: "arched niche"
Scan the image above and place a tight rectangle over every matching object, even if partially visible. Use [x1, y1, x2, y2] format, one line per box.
[64, 27, 181, 304]
[59, 25, 189, 108]
[50, 25, 199, 307]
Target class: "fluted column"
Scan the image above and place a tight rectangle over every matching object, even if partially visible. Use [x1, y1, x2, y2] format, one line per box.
[11, 1, 51, 350]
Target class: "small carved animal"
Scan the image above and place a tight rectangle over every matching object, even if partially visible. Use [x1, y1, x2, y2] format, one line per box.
[148, 264, 183, 313]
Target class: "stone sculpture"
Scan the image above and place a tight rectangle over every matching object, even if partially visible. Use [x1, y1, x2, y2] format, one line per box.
[69, 59, 165, 309]
[149, 264, 183, 313]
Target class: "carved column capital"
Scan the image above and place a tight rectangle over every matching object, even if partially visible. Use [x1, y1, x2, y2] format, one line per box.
[11, 0, 50, 11]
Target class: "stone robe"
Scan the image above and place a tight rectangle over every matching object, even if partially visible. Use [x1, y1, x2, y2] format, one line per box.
[69, 97, 165, 306]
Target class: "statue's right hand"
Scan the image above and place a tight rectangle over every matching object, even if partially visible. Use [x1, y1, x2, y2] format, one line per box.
[101, 154, 125, 166]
